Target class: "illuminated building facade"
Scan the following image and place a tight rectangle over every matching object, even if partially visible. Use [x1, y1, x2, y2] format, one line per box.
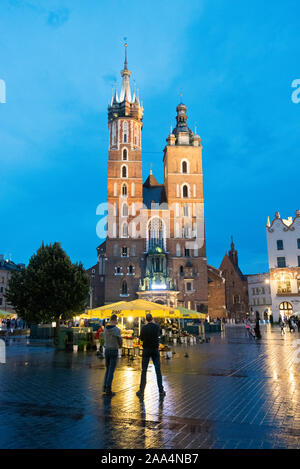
[266, 210, 300, 320]
[88, 45, 208, 311]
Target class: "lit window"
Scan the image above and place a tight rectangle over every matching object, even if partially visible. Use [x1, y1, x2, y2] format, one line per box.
[277, 276, 291, 294]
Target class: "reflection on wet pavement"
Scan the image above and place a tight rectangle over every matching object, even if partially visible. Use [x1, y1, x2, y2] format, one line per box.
[1, 325, 300, 449]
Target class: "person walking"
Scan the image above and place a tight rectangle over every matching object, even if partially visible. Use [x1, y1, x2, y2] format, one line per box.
[103, 314, 122, 397]
[280, 318, 286, 335]
[290, 317, 296, 333]
[254, 314, 261, 339]
[136, 313, 166, 399]
[245, 320, 251, 337]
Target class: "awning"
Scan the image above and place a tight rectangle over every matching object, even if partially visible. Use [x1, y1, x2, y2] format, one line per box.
[85, 299, 180, 320]
[0, 310, 15, 318]
[178, 307, 207, 319]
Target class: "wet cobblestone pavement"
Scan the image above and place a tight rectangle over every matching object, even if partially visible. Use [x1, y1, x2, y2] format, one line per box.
[1, 325, 300, 449]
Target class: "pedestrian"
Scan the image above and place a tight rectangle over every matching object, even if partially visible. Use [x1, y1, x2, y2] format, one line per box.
[280, 319, 286, 335]
[136, 313, 166, 399]
[254, 317, 261, 339]
[290, 317, 296, 333]
[245, 320, 251, 337]
[103, 314, 122, 397]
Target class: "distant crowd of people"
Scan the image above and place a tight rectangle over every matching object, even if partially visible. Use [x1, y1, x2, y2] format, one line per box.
[279, 315, 300, 335]
[0, 317, 27, 330]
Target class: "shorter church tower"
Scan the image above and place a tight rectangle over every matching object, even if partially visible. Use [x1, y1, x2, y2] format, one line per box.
[162, 100, 207, 311]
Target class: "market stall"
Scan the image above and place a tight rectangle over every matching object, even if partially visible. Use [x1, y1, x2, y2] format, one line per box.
[86, 299, 180, 356]
[84, 300, 207, 356]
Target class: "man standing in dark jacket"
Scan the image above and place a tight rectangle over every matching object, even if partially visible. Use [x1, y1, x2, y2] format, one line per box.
[103, 314, 122, 397]
[136, 313, 165, 399]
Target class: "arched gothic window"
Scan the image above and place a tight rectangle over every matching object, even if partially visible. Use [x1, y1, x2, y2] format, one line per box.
[182, 185, 188, 198]
[112, 122, 116, 145]
[182, 160, 188, 173]
[123, 121, 128, 143]
[121, 280, 128, 295]
[121, 165, 127, 178]
[122, 203, 128, 217]
[122, 183, 127, 197]
[123, 148, 128, 161]
[148, 217, 164, 251]
[122, 222, 128, 238]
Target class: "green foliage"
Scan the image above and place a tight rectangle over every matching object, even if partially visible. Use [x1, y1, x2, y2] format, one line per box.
[5, 242, 90, 326]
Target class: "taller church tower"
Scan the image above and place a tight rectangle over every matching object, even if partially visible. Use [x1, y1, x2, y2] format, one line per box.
[104, 44, 145, 303]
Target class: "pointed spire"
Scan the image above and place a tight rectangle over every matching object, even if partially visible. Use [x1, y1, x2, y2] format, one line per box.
[113, 88, 119, 104]
[135, 88, 140, 104]
[120, 41, 132, 102]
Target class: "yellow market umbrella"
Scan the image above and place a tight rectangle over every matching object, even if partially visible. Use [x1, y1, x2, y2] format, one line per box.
[87, 299, 180, 320]
[78, 313, 91, 319]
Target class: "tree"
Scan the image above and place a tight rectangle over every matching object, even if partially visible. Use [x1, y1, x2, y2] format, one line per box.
[6, 242, 90, 336]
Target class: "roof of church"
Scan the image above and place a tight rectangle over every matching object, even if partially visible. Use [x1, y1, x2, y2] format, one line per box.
[143, 172, 160, 188]
[143, 171, 166, 208]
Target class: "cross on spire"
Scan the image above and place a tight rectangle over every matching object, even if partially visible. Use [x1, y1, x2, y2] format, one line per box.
[123, 37, 128, 70]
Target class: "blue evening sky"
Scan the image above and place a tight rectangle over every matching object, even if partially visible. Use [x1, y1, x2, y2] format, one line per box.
[0, 0, 299, 274]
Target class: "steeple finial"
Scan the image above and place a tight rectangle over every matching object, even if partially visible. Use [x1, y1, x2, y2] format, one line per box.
[180, 93, 183, 104]
[124, 38, 128, 70]
[150, 163, 153, 175]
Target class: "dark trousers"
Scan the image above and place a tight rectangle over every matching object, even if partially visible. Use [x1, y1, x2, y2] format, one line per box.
[104, 349, 118, 390]
[140, 348, 164, 392]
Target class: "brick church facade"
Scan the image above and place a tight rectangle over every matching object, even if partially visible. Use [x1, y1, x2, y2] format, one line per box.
[87, 45, 210, 312]
[219, 239, 249, 320]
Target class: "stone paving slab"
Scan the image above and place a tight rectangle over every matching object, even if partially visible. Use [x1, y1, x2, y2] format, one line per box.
[1, 326, 300, 449]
